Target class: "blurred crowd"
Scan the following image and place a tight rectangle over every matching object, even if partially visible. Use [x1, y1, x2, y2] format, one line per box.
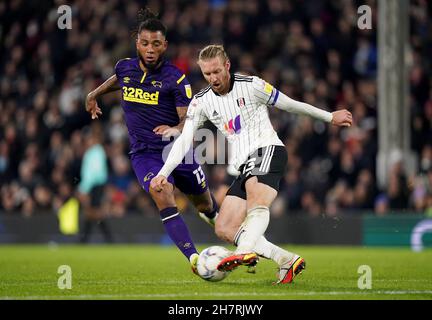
[1, 0, 431, 218]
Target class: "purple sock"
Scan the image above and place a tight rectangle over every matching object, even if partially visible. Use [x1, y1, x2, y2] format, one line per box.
[160, 207, 197, 260]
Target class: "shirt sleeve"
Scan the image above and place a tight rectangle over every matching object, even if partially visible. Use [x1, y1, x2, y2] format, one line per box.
[252, 76, 332, 122]
[114, 58, 131, 87]
[186, 97, 208, 128]
[114, 59, 124, 79]
[173, 73, 193, 107]
[273, 91, 333, 122]
[251, 76, 280, 106]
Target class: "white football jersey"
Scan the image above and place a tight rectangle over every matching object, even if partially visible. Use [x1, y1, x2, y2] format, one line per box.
[187, 74, 285, 170]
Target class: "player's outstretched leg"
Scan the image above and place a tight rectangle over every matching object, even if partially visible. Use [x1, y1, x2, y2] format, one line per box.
[217, 204, 269, 272]
[159, 207, 199, 273]
[216, 195, 305, 280]
[219, 176, 276, 273]
[150, 183, 200, 275]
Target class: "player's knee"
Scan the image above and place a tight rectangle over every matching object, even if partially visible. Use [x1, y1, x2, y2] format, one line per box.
[245, 179, 277, 207]
[247, 190, 277, 208]
[149, 183, 170, 197]
[149, 185, 176, 208]
[149, 186, 160, 200]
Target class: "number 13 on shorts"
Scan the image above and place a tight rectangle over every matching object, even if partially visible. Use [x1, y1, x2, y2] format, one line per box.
[242, 158, 256, 176]
[193, 166, 207, 188]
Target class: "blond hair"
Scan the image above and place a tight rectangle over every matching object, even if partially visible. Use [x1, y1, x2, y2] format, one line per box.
[198, 44, 229, 63]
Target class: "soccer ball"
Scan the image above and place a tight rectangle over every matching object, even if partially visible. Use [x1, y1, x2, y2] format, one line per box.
[196, 246, 232, 282]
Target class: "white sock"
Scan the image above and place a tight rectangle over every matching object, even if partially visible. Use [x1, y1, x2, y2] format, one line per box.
[253, 237, 295, 266]
[234, 227, 295, 265]
[234, 206, 269, 254]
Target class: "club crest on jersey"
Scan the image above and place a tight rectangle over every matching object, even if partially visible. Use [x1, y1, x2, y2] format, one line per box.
[224, 115, 241, 135]
[151, 80, 163, 88]
[186, 99, 198, 119]
[143, 172, 154, 182]
[236, 97, 246, 108]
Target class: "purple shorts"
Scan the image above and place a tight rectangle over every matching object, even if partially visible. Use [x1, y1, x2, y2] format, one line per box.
[130, 150, 208, 195]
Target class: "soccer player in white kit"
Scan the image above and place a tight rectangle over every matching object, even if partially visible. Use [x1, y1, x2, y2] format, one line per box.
[151, 45, 353, 284]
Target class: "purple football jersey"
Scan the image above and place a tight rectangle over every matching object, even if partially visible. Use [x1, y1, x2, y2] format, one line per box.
[115, 58, 192, 153]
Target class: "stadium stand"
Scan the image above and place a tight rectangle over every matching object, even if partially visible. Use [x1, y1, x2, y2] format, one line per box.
[0, 0, 431, 218]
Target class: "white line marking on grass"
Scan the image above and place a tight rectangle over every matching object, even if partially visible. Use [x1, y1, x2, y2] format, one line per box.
[2, 290, 432, 300]
[0, 278, 282, 287]
[2, 278, 431, 287]
[373, 279, 431, 282]
[0, 279, 201, 286]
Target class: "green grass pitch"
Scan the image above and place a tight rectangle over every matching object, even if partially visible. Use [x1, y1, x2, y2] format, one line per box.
[0, 244, 431, 300]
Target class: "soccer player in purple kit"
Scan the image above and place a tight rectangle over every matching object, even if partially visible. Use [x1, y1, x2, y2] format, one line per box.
[85, 8, 217, 274]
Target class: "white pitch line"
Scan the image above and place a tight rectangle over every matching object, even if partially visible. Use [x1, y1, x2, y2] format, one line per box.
[0, 280, 201, 286]
[2, 278, 430, 287]
[1, 290, 432, 300]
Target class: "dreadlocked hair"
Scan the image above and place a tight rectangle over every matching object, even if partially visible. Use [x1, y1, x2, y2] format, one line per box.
[132, 7, 167, 38]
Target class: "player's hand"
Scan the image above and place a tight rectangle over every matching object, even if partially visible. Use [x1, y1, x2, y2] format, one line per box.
[150, 175, 168, 192]
[331, 109, 353, 127]
[86, 93, 103, 120]
[153, 125, 181, 138]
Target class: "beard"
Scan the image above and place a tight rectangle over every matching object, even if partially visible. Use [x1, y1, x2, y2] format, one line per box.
[137, 51, 162, 70]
